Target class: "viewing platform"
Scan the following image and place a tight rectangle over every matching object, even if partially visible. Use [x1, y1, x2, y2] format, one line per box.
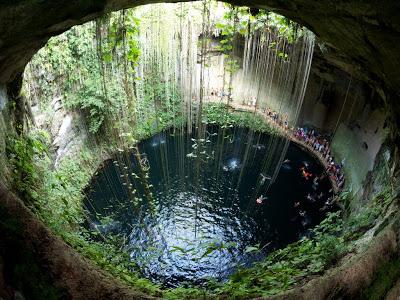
[206, 98, 340, 194]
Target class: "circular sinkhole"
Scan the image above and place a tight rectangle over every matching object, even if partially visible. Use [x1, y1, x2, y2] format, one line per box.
[83, 126, 336, 287]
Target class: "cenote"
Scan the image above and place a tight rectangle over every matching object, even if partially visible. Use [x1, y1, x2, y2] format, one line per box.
[83, 125, 335, 287]
[2, 0, 397, 297]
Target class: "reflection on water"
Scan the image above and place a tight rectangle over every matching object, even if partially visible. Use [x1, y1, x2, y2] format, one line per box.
[84, 126, 334, 287]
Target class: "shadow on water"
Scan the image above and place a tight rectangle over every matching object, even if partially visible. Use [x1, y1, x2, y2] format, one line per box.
[83, 126, 335, 287]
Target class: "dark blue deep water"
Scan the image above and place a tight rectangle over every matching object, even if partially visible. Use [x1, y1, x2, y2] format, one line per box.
[84, 126, 333, 287]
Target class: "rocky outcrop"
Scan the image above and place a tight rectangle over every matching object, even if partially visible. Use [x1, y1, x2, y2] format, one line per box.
[44, 97, 86, 166]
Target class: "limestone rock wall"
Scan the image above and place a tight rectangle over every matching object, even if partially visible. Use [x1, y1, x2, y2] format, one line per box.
[298, 54, 388, 197]
[0, 84, 11, 186]
[40, 97, 86, 167]
[196, 45, 388, 197]
[1, 0, 399, 94]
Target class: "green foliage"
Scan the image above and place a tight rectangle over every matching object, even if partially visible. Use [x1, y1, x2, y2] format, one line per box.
[27, 141, 163, 296]
[4, 129, 162, 295]
[203, 103, 278, 135]
[5, 131, 48, 204]
[216, 6, 300, 45]
[213, 211, 347, 298]
[98, 11, 141, 66]
[215, 5, 240, 82]
[164, 286, 210, 300]
[134, 77, 185, 139]
[61, 230, 162, 296]
[200, 241, 236, 259]
[341, 188, 393, 240]
[35, 151, 94, 231]
[244, 245, 260, 254]
[25, 10, 142, 137]
[66, 78, 122, 134]
[24, 23, 98, 107]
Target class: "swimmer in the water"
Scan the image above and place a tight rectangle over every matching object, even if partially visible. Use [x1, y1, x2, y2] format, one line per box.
[306, 193, 316, 203]
[253, 144, 265, 150]
[283, 159, 290, 164]
[260, 173, 272, 185]
[256, 195, 267, 204]
[300, 167, 313, 180]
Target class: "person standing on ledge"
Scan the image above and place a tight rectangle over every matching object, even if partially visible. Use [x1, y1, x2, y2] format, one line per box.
[251, 96, 257, 107]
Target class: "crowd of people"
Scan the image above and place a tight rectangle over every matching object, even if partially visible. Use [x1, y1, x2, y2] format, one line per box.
[292, 127, 345, 191]
[205, 93, 346, 193]
[260, 106, 346, 193]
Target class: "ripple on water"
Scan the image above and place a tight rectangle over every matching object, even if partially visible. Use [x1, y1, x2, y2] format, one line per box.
[84, 126, 335, 287]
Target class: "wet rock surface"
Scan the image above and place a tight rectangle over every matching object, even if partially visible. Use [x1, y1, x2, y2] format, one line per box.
[0, 0, 399, 93]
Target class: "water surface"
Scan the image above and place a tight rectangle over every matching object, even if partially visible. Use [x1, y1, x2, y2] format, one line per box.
[84, 126, 333, 287]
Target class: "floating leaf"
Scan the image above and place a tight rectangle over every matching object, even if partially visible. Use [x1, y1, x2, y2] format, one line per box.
[245, 246, 260, 253]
